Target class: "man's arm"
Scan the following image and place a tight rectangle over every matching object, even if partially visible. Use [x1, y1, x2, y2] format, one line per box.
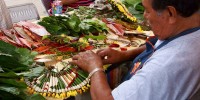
[90, 71, 114, 100]
[97, 45, 146, 64]
[61, 0, 79, 5]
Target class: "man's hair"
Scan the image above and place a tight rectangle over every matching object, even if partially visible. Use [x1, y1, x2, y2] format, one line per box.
[151, 0, 200, 17]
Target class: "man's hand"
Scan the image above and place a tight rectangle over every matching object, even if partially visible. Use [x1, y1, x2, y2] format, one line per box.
[97, 46, 146, 65]
[97, 48, 127, 64]
[71, 50, 103, 73]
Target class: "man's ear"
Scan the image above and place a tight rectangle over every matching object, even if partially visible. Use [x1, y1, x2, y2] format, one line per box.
[167, 6, 177, 24]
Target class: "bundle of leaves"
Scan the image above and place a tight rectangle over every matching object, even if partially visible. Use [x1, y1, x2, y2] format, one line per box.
[0, 41, 37, 73]
[38, 15, 81, 36]
[38, 15, 108, 37]
[0, 41, 45, 100]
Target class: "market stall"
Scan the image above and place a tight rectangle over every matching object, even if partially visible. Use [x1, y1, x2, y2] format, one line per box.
[0, 0, 152, 99]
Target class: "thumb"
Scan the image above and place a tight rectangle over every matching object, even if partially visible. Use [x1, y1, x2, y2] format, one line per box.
[70, 60, 78, 66]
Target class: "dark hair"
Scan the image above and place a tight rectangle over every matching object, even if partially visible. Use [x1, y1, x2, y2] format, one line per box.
[151, 0, 200, 17]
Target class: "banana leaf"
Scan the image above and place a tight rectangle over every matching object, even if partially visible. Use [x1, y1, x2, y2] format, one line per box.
[122, 0, 144, 20]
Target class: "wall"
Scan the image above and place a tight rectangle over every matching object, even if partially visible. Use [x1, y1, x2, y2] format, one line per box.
[4, 0, 49, 17]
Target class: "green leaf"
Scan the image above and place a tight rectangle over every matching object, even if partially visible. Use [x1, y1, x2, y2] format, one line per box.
[15, 48, 38, 66]
[0, 67, 3, 72]
[135, 4, 144, 11]
[42, 35, 49, 40]
[0, 90, 24, 100]
[67, 14, 81, 32]
[122, 0, 144, 18]
[26, 93, 46, 100]
[0, 72, 19, 78]
[0, 41, 19, 57]
[134, 14, 144, 20]
[0, 55, 28, 71]
[80, 19, 108, 34]
[0, 78, 27, 88]
[0, 41, 37, 72]
[128, 7, 140, 14]
[85, 35, 106, 40]
[0, 86, 20, 95]
[124, 0, 141, 6]
[23, 66, 44, 78]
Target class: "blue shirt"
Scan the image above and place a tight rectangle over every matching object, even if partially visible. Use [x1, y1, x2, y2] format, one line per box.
[112, 28, 200, 100]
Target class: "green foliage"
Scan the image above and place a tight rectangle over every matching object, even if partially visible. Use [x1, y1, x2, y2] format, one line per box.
[80, 19, 108, 34]
[0, 41, 38, 73]
[0, 41, 45, 100]
[38, 15, 108, 37]
[0, 74, 27, 100]
[67, 14, 81, 33]
[38, 15, 81, 36]
[15, 48, 38, 66]
[0, 72, 19, 78]
[122, 0, 144, 20]
[0, 55, 29, 72]
[85, 34, 106, 40]
[0, 79, 27, 89]
[0, 41, 31, 74]
[26, 93, 46, 100]
[23, 66, 44, 79]
[38, 16, 71, 35]
[0, 86, 20, 95]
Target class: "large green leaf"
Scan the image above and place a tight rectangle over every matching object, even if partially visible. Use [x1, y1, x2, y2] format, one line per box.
[26, 93, 46, 100]
[80, 19, 108, 34]
[23, 66, 44, 79]
[0, 40, 44, 100]
[122, 0, 144, 20]
[0, 55, 28, 71]
[67, 14, 81, 32]
[15, 48, 38, 66]
[0, 90, 24, 100]
[0, 40, 19, 60]
[0, 72, 19, 78]
[0, 41, 37, 72]
[0, 78, 27, 88]
[0, 86, 20, 95]
[38, 21, 62, 34]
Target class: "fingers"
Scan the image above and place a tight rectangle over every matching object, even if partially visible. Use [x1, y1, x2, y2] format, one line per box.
[72, 51, 88, 60]
[71, 50, 95, 64]
[71, 50, 102, 72]
[97, 48, 112, 64]
[72, 54, 79, 60]
[102, 59, 111, 65]
[70, 60, 78, 66]
[97, 48, 109, 58]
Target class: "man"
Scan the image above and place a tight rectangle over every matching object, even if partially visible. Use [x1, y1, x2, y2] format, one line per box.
[72, 0, 200, 99]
